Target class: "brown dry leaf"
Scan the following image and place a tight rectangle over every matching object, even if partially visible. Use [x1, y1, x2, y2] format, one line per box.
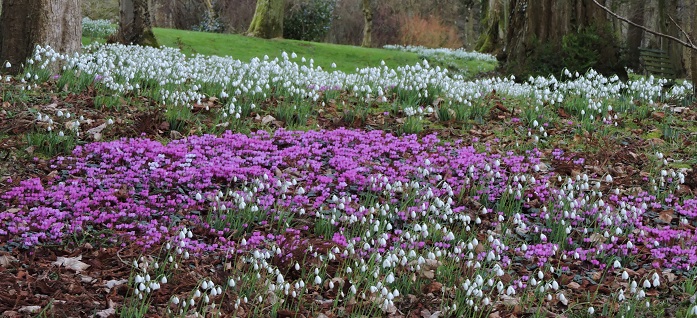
[0, 254, 18, 266]
[652, 111, 665, 119]
[489, 311, 501, 318]
[53, 255, 90, 273]
[262, 115, 276, 125]
[590, 271, 603, 281]
[567, 281, 581, 289]
[501, 294, 519, 306]
[657, 210, 674, 224]
[589, 233, 606, 244]
[421, 309, 441, 318]
[663, 270, 677, 283]
[422, 281, 443, 294]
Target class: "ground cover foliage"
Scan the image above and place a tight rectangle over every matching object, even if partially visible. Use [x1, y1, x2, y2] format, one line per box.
[1, 37, 697, 317]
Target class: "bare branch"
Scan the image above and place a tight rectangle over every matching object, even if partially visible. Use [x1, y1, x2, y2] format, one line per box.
[668, 15, 695, 48]
[591, 0, 697, 51]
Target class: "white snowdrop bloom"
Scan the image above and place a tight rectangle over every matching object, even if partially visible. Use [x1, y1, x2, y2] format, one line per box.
[588, 307, 595, 315]
[642, 280, 651, 289]
[627, 241, 633, 249]
[171, 296, 179, 304]
[621, 271, 629, 280]
[314, 275, 322, 285]
[161, 276, 167, 284]
[558, 293, 568, 305]
[386, 272, 395, 284]
[228, 278, 236, 287]
[613, 260, 621, 269]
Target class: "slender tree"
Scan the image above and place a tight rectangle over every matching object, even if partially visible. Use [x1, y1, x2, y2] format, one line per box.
[248, 0, 284, 39]
[0, 0, 81, 75]
[361, 0, 373, 47]
[117, 0, 159, 47]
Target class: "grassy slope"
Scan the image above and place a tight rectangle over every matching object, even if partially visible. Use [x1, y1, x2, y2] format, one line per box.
[83, 28, 497, 75]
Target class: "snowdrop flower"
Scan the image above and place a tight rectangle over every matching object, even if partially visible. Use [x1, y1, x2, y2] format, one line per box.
[588, 307, 595, 315]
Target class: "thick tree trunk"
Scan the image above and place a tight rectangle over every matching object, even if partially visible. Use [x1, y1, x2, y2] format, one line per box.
[475, 0, 508, 54]
[692, 3, 697, 96]
[247, 0, 284, 39]
[502, 0, 625, 78]
[0, 0, 81, 75]
[118, 0, 159, 47]
[361, 0, 373, 47]
[626, 0, 645, 70]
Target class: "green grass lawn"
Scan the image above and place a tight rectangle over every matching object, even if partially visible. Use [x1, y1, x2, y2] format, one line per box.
[83, 27, 497, 76]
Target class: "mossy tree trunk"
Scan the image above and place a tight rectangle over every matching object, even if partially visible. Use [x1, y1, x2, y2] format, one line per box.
[475, 0, 509, 54]
[118, 0, 159, 47]
[0, 0, 81, 75]
[247, 0, 284, 39]
[361, 0, 373, 47]
[501, 0, 625, 78]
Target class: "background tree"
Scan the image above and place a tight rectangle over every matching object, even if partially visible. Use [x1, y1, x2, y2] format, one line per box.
[591, 0, 697, 96]
[248, 0, 285, 38]
[117, 0, 159, 46]
[361, 0, 372, 47]
[498, 0, 626, 78]
[0, 0, 81, 75]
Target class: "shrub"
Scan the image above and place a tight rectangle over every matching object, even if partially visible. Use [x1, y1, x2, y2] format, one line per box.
[192, 12, 225, 33]
[398, 14, 462, 49]
[284, 0, 337, 42]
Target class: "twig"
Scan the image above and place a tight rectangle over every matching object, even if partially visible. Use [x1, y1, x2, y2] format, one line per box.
[668, 15, 695, 48]
[591, 0, 697, 51]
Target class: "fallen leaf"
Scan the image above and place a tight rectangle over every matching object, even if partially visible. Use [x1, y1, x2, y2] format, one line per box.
[18, 306, 42, 314]
[657, 210, 674, 224]
[422, 281, 442, 294]
[262, 115, 276, 125]
[0, 254, 18, 266]
[93, 299, 116, 318]
[567, 281, 581, 289]
[53, 255, 90, 273]
[421, 309, 441, 318]
[501, 294, 519, 306]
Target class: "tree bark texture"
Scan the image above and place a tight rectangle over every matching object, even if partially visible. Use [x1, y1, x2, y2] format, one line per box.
[118, 0, 159, 47]
[475, 0, 508, 54]
[247, 0, 284, 39]
[690, 4, 697, 97]
[361, 0, 373, 47]
[626, 0, 645, 70]
[0, 0, 81, 75]
[502, 0, 625, 78]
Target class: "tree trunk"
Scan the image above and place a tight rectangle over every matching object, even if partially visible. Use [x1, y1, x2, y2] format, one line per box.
[361, 0, 373, 47]
[502, 0, 625, 78]
[247, 0, 284, 39]
[0, 0, 81, 75]
[626, 0, 645, 71]
[692, 2, 697, 97]
[118, 0, 159, 47]
[475, 0, 508, 54]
